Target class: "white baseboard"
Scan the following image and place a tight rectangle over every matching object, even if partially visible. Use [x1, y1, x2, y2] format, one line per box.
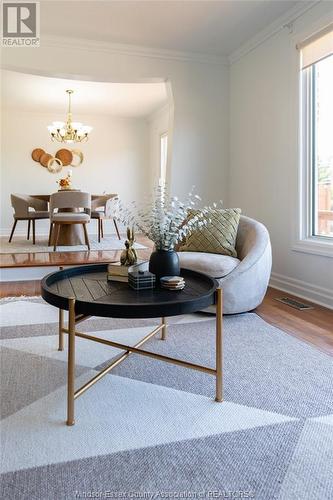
[269, 272, 333, 310]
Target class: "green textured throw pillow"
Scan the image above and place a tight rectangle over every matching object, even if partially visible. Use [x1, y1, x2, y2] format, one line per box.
[179, 208, 241, 257]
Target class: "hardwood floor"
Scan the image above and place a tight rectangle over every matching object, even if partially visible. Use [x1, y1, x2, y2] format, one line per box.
[0, 235, 152, 268]
[255, 288, 333, 356]
[0, 280, 42, 297]
[1, 237, 332, 356]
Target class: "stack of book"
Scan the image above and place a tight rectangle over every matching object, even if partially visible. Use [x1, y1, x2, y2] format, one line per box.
[107, 261, 149, 282]
[107, 262, 129, 282]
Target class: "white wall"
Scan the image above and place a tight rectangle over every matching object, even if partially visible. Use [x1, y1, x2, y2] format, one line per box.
[229, 2, 333, 307]
[2, 39, 229, 206]
[1, 109, 149, 235]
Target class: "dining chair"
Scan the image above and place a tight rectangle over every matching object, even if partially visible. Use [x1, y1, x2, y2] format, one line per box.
[49, 191, 91, 251]
[91, 194, 120, 242]
[9, 194, 49, 244]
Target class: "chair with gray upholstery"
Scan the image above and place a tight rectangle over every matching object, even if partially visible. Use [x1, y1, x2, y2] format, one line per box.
[49, 191, 91, 251]
[178, 215, 272, 314]
[9, 194, 49, 244]
[91, 194, 120, 242]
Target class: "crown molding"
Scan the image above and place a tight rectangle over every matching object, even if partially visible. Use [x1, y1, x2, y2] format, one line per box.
[229, 1, 321, 65]
[41, 35, 229, 67]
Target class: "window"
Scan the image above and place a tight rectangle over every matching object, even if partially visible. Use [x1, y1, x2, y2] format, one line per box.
[160, 132, 168, 183]
[299, 27, 333, 250]
[309, 55, 333, 237]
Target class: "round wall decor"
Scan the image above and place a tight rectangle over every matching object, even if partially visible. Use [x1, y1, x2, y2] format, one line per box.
[55, 148, 73, 166]
[31, 148, 45, 162]
[47, 157, 63, 173]
[70, 149, 84, 167]
[39, 153, 53, 168]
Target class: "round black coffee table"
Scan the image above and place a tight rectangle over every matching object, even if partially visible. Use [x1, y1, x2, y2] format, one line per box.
[41, 264, 223, 426]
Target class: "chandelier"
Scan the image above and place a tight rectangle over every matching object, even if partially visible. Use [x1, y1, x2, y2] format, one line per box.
[47, 90, 92, 143]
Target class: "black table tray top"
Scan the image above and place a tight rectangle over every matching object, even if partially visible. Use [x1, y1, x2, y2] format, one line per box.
[41, 264, 218, 319]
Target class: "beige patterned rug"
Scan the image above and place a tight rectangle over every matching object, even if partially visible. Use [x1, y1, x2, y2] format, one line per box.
[1, 297, 332, 499]
[0, 236, 146, 254]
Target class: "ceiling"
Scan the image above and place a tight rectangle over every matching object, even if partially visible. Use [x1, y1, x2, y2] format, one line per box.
[40, 0, 307, 56]
[1, 70, 168, 117]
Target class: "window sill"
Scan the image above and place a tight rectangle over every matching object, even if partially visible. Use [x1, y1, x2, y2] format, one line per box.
[292, 237, 333, 258]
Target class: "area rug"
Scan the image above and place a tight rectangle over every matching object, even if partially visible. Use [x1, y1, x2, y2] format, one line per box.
[0, 297, 332, 500]
[0, 236, 146, 254]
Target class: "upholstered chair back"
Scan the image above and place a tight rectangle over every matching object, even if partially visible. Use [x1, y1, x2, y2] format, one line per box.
[10, 194, 48, 217]
[49, 191, 91, 216]
[91, 194, 118, 212]
[235, 215, 270, 265]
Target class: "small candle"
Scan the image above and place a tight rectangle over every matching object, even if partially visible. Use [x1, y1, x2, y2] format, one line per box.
[68, 169, 72, 177]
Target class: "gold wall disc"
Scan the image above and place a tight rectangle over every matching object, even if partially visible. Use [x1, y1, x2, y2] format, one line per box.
[47, 157, 63, 173]
[70, 149, 84, 167]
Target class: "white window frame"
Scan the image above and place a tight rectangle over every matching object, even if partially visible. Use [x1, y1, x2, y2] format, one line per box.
[293, 55, 333, 258]
[159, 132, 168, 184]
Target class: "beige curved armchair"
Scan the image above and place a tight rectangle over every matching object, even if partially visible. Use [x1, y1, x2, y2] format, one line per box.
[91, 194, 120, 242]
[9, 194, 49, 244]
[178, 216, 272, 314]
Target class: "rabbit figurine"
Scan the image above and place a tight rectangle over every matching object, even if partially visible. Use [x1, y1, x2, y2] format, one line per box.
[120, 227, 138, 266]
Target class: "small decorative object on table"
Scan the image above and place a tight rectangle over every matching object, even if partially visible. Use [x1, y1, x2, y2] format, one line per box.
[57, 170, 73, 190]
[128, 270, 156, 290]
[120, 227, 138, 266]
[119, 183, 220, 280]
[160, 276, 185, 290]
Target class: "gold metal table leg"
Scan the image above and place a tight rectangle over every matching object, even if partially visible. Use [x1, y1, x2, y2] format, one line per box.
[215, 288, 223, 402]
[60, 289, 223, 425]
[161, 317, 167, 340]
[58, 266, 64, 352]
[58, 309, 64, 351]
[67, 298, 76, 426]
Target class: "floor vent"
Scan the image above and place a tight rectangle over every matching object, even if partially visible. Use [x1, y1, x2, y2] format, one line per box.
[275, 297, 314, 310]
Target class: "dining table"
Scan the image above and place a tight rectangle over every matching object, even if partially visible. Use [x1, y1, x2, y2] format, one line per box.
[31, 192, 118, 246]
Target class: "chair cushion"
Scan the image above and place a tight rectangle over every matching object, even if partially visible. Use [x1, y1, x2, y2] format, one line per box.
[179, 208, 241, 257]
[52, 212, 90, 223]
[91, 210, 105, 219]
[178, 251, 240, 278]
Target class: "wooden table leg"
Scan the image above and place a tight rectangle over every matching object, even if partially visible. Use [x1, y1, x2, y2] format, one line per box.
[215, 288, 223, 402]
[52, 224, 85, 246]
